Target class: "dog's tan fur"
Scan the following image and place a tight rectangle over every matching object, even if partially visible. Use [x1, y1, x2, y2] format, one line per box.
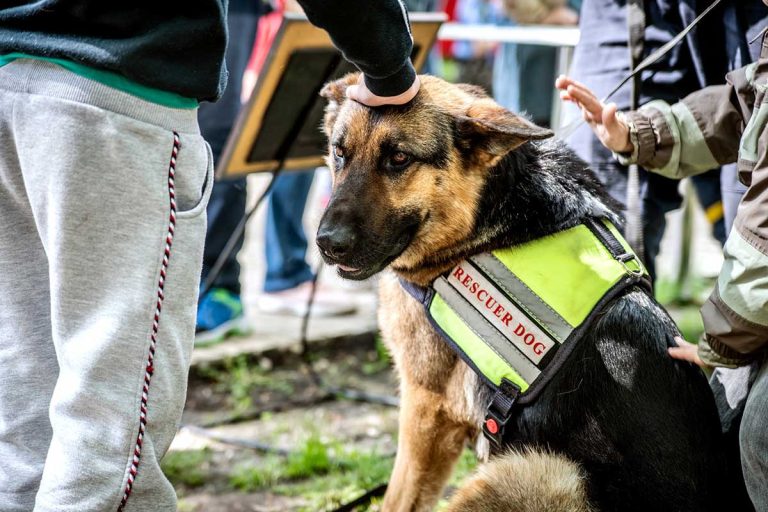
[444, 450, 595, 512]
[321, 74, 591, 511]
[320, 74, 548, 286]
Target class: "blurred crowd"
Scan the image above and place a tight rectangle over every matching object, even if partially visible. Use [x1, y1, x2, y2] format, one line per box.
[199, 0, 766, 341]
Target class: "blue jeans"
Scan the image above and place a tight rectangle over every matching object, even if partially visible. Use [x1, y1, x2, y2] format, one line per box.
[263, 170, 316, 293]
[200, 4, 260, 295]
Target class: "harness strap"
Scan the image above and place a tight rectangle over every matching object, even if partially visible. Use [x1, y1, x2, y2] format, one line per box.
[482, 378, 520, 447]
[399, 278, 430, 305]
[584, 218, 647, 282]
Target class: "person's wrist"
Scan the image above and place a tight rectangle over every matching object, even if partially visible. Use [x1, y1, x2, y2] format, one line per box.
[347, 75, 420, 107]
[615, 113, 634, 154]
[615, 136, 633, 154]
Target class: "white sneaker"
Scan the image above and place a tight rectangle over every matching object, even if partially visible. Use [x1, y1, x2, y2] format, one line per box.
[256, 282, 357, 317]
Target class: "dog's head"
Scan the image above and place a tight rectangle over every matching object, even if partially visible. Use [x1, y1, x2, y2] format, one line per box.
[316, 73, 552, 281]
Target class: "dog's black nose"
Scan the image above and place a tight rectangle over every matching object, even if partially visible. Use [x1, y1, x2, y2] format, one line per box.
[316, 225, 357, 261]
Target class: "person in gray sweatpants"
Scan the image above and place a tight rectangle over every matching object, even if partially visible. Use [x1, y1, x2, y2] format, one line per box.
[0, 3, 226, 510]
[0, 60, 214, 511]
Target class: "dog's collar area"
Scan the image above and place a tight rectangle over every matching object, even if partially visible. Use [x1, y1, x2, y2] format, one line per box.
[399, 217, 650, 448]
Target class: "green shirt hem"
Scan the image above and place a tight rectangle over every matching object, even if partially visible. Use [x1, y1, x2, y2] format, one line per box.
[0, 53, 198, 109]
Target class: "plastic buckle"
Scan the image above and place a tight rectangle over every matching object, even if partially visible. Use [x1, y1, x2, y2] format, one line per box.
[618, 252, 644, 277]
[483, 406, 511, 447]
[482, 379, 520, 447]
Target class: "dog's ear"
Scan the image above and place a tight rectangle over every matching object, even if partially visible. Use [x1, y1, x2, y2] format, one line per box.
[319, 73, 361, 136]
[456, 99, 553, 166]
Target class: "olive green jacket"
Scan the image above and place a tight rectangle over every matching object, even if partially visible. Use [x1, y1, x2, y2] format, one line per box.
[617, 33, 768, 368]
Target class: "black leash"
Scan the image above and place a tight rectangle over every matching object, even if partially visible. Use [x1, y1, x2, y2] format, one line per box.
[328, 484, 388, 512]
[624, 0, 646, 259]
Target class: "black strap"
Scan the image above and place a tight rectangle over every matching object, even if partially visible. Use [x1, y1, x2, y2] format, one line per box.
[626, 0, 645, 109]
[328, 484, 388, 512]
[483, 378, 520, 447]
[585, 219, 652, 295]
[585, 218, 630, 261]
[624, 0, 645, 260]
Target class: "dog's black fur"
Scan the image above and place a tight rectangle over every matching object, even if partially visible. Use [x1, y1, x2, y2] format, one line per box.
[318, 77, 749, 511]
[460, 140, 742, 511]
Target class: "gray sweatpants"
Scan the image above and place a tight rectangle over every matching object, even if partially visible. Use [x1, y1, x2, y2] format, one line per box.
[0, 60, 212, 511]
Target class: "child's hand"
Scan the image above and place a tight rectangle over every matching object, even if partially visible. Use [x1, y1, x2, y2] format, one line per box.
[555, 75, 633, 154]
[669, 336, 709, 369]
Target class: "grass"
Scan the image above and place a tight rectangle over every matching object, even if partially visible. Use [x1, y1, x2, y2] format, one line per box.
[197, 355, 296, 413]
[161, 448, 213, 488]
[226, 436, 480, 511]
[229, 435, 397, 511]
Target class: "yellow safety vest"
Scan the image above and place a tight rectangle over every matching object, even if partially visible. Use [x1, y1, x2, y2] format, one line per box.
[401, 218, 649, 446]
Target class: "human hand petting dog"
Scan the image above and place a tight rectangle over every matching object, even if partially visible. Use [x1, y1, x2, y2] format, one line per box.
[346, 75, 421, 107]
[669, 336, 709, 369]
[555, 75, 633, 154]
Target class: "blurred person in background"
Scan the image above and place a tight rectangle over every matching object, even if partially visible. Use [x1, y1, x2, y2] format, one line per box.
[247, 0, 357, 318]
[563, 0, 747, 279]
[494, 0, 581, 127]
[196, 0, 264, 345]
[453, 0, 505, 94]
[197, 0, 355, 345]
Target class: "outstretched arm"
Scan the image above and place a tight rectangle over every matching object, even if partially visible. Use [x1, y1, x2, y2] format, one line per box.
[296, 0, 420, 106]
[558, 70, 766, 368]
[556, 70, 749, 178]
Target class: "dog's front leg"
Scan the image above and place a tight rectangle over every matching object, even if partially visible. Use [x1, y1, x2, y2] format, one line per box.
[383, 379, 469, 512]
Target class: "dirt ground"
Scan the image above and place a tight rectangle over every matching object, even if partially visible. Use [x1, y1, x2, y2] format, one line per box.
[166, 337, 477, 512]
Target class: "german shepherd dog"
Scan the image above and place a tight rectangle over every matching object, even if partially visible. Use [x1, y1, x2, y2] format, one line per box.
[316, 73, 745, 512]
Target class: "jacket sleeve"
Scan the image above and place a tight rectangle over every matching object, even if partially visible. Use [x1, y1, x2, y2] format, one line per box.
[615, 64, 754, 179]
[296, 0, 416, 97]
[618, 63, 768, 367]
[698, 84, 768, 367]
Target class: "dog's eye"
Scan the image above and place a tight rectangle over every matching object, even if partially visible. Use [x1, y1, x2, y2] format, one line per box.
[333, 145, 344, 160]
[389, 151, 411, 168]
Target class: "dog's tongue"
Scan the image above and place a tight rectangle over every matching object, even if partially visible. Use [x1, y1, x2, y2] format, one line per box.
[338, 264, 359, 272]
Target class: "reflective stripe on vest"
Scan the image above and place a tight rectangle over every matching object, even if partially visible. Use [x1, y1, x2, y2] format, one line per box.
[424, 219, 648, 399]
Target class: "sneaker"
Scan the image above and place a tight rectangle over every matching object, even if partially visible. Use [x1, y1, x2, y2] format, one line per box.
[256, 281, 357, 317]
[195, 288, 250, 346]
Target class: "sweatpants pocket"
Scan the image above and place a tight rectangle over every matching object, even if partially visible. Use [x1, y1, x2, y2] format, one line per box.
[174, 134, 214, 218]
